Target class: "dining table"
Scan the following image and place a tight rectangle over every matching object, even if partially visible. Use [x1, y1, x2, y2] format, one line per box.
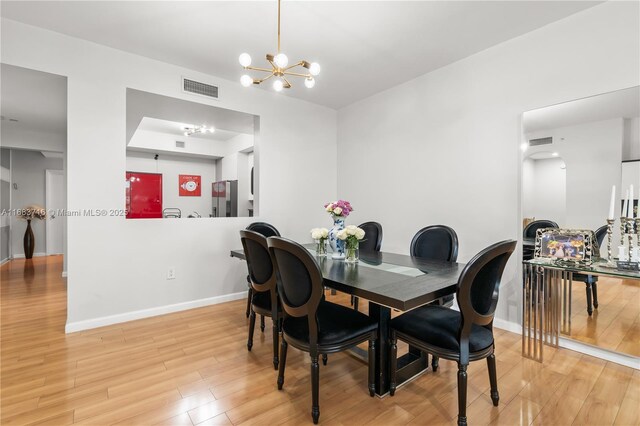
[231, 244, 466, 396]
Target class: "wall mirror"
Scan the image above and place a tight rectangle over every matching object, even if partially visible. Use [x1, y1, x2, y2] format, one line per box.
[126, 89, 258, 219]
[522, 86, 640, 358]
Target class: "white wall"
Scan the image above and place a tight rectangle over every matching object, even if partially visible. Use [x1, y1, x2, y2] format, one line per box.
[126, 151, 216, 218]
[1, 126, 65, 152]
[10, 149, 63, 257]
[522, 158, 566, 226]
[1, 18, 337, 330]
[526, 118, 623, 231]
[623, 117, 640, 161]
[337, 1, 639, 325]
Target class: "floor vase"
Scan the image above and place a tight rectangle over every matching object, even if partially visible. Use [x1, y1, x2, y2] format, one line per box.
[24, 219, 35, 259]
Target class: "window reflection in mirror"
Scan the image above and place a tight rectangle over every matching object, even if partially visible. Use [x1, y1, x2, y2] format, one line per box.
[521, 86, 640, 358]
[125, 89, 257, 219]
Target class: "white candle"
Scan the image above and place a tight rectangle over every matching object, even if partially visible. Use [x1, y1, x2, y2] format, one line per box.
[608, 185, 616, 220]
[623, 190, 629, 219]
[629, 185, 634, 218]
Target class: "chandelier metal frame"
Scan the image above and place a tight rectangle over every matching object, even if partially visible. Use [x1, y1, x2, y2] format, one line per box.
[239, 0, 320, 90]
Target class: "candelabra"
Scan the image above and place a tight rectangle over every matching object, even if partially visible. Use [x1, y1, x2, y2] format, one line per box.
[605, 218, 615, 266]
[628, 217, 636, 253]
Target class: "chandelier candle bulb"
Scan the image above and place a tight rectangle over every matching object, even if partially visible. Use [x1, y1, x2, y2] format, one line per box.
[240, 75, 253, 87]
[309, 62, 321, 76]
[239, 53, 252, 67]
[629, 185, 634, 218]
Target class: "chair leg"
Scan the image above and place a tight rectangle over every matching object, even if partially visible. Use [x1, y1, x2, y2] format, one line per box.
[260, 315, 265, 332]
[487, 353, 499, 406]
[457, 363, 468, 426]
[247, 310, 256, 351]
[592, 282, 598, 309]
[432, 356, 439, 372]
[245, 287, 252, 318]
[585, 282, 593, 316]
[311, 354, 320, 424]
[354, 297, 359, 312]
[322, 354, 328, 366]
[272, 319, 279, 370]
[368, 338, 376, 397]
[389, 331, 397, 396]
[277, 339, 288, 390]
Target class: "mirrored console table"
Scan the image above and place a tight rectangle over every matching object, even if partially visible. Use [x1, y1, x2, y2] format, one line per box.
[522, 258, 640, 362]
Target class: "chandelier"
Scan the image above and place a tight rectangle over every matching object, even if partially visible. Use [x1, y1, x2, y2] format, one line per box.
[183, 125, 215, 137]
[239, 0, 320, 91]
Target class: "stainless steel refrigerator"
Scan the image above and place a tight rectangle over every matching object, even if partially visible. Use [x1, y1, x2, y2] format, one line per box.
[212, 180, 238, 217]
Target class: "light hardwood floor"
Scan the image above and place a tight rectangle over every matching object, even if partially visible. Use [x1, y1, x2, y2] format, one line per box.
[568, 276, 640, 357]
[1, 256, 639, 425]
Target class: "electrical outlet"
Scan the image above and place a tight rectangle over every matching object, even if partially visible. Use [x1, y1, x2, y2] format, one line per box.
[167, 267, 176, 280]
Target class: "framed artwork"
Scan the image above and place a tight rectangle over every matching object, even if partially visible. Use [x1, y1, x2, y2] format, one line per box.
[534, 228, 598, 265]
[179, 175, 201, 196]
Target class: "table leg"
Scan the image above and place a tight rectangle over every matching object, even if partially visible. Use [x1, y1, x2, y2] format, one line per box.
[368, 302, 429, 396]
[368, 302, 390, 395]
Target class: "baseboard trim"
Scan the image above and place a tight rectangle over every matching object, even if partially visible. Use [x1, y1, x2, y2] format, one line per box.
[492, 318, 639, 369]
[558, 337, 640, 370]
[12, 252, 47, 259]
[0, 258, 9, 266]
[493, 318, 522, 335]
[65, 291, 247, 334]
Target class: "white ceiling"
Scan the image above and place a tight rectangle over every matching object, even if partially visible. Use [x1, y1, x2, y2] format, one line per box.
[523, 86, 640, 133]
[0, 1, 603, 109]
[0, 63, 67, 136]
[127, 88, 255, 143]
[137, 117, 243, 142]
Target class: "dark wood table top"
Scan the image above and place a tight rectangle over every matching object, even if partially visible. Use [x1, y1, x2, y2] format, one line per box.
[230, 245, 465, 312]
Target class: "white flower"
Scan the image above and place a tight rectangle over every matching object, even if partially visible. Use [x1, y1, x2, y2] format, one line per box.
[346, 225, 357, 236]
[325, 203, 334, 212]
[311, 227, 329, 239]
[333, 207, 343, 215]
[355, 227, 365, 240]
[337, 229, 348, 240]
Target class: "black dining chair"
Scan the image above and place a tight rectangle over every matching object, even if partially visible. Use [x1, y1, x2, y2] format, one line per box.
[244, 222, 281, 322]
[410, 225, 459, 308]
[572, 224, 610, 316]
[522, 219, 558, 261]
[240, 230, 282, 370]
[409, 225, 460, 371]
[389, 240, 516, 426]
[267, 237, 378, 424]
[350, 221, 383, 311]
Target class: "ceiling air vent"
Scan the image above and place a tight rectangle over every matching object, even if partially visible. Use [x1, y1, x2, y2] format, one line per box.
[176, 141, 186, 148]
[182, 77, 219, 100]
[529, 137, 553, 147]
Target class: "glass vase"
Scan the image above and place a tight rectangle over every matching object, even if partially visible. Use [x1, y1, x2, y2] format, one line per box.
[345, 244, 359, 263]
[315, 239, 328, 257]
[329, 216, 345, 259]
